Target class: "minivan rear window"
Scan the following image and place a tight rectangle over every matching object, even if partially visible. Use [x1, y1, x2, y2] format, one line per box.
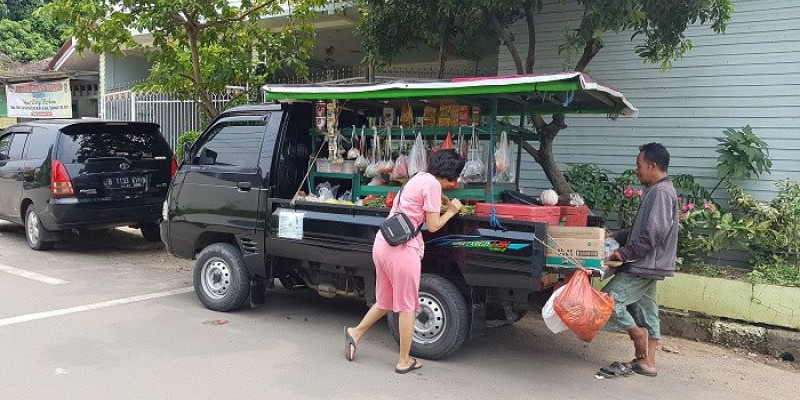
[57, 123, 171, 163]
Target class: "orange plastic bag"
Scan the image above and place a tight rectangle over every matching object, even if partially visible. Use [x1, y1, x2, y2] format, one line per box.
[553, 269, 615, 342]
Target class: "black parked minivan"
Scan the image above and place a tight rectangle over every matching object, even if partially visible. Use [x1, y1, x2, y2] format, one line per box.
[0, 120, 176, 250]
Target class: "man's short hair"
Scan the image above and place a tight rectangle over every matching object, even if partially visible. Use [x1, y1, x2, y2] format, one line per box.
[639, 142, 670, 172]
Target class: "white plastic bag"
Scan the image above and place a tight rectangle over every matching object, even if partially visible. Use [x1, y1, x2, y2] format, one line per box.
[378, 127, 395, 174]
[364, 127, 381, 178]
[542, 286, 569, 334]
[494, 130, 510, 173]
[461, 126, 486, 182]
[407, 132, 427, 176]
[346, 126, 360, 160]
[354, 126, 369, 171]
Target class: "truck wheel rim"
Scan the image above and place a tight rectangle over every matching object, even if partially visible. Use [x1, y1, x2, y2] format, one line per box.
[26, 212, 40, 247]
[201, 257, 230, 300]
[414, 292, 446, 344]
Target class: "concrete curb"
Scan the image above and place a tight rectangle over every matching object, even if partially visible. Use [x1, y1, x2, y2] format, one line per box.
[660, 308, 800, 363]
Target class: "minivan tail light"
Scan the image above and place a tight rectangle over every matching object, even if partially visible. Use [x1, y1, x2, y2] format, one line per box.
[170, 157, 178, 178]
[51, 160, 75, 197]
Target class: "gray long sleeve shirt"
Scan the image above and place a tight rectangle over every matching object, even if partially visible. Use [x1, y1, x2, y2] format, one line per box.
[615, 177, 679, 280]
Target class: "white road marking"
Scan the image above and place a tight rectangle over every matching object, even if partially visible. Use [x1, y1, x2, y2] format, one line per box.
[0, 263, 69, 285]
[0, 286, 194, 327]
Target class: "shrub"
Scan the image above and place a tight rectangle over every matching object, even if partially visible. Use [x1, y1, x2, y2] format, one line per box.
[176, 130, 201, 163]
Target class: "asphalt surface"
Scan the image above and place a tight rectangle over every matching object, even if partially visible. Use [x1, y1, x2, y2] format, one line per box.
[0, 220, 797, 400]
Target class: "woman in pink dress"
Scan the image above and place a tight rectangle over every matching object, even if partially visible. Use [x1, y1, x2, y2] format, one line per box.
[345, 149, 465, 374]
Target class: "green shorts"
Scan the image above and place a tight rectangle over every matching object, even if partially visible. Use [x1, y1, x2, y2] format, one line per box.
[602, 272, 661, 339]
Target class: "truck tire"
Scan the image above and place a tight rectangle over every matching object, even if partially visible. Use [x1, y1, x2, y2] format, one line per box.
[25, 206, 56, 251]
[193, 243, 251, 311]
[139, 222, 161, 242]
[387, 274, 469, 360]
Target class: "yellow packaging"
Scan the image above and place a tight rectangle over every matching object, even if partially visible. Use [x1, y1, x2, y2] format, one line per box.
[423, 106, 438, 127]
[437, 105, 451, 126]
[400, 105, 414, 126]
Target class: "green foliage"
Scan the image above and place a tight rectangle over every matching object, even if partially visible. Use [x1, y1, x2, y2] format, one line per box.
[562, 0, 734, 69]
[42, 0, 325, 118]
[0, 1, 69, 63]
[563, 163, 640, 228]
[176, 130, 201, 163]
[750, 255, 800, 288]
[678, 205, 769, 265]
[728, 181, 800, 257]
[716, 125, 772, 180]
[0, 18, 57, 62]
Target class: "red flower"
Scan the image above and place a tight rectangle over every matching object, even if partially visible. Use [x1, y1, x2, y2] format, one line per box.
[681, 202, 696, 212]
[623, 187, 635, 198]
[636, 189, 644, 197]
[703, 201, 715, 211]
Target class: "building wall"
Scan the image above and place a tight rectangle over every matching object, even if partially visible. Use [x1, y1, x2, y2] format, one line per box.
[499, 0, 800, 201]
[103, 52, 152, 91]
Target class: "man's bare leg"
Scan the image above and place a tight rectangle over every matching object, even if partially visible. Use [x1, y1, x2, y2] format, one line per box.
[627, 326, 649, 360]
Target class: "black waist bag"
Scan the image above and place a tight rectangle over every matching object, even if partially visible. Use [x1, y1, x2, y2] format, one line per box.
[379, 185, 422, 246]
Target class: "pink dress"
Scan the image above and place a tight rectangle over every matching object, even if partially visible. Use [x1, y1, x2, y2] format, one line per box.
[373, 173, 442, 312]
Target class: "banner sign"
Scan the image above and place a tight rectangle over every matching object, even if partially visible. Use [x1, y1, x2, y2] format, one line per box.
[5, 79, 73, 118]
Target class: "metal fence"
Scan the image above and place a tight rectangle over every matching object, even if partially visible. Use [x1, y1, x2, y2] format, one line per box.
[103, 90, 236, 149]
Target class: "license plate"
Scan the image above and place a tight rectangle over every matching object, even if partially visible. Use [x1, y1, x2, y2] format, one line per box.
[104, 176, 146, 189]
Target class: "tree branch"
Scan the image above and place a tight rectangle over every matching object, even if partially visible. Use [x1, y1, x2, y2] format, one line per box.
[523, 1, 536, 74]
[486, 8, 523, 75]
[201, 0, 279, 29]
[574, 38, 602, 72]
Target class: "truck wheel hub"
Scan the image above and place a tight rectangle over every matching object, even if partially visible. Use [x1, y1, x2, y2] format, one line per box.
[202, 257, 230, 300]
[414, 292, 446, 344]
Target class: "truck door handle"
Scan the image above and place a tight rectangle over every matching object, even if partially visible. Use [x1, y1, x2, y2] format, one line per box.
[237, 181, 252, 191]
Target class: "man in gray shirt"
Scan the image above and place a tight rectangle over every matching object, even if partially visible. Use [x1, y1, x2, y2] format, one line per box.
[597, 143, 679, 379]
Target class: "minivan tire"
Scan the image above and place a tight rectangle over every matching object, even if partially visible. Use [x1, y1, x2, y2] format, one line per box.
[25, 206, 56, 251]
[193, 243, 251, 312]
[139, 222, 161, 242]
[387, 274, 469, 360]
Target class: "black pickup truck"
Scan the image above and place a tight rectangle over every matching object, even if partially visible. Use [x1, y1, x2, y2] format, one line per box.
[160, 103, 565, 360]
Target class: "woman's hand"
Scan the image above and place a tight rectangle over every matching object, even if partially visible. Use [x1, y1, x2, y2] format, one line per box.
[447, 198, 463, 214]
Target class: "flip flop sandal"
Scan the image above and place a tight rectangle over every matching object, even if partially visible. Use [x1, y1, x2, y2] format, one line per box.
[395, 358, 423, 374]
[344, 327, 357, 362]
[632, 362, 658, 377]
[595, 361, 634, 379]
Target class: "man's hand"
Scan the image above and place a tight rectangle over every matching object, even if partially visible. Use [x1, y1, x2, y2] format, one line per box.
[609, 251, 624, 262]
[447, 198, 463, 214]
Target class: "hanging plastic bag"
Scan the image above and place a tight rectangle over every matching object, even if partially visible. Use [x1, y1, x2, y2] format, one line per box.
[542, 286, 570, 334]
[354, 126, 369, 171]
[461, 126, 486, 182]
[347, 126, 360, 160]
[407, 131, 427, 176]
[378, 127, 395, 174]
[494, 130, 509, 173]
[553, 269, 615, 343]
[364, 127, 381, 178]
[391, 126, 409, 180]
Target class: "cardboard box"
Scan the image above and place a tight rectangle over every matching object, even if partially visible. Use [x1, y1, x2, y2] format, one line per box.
[546, 237, 604, 259]
[547, 226, 605, 240]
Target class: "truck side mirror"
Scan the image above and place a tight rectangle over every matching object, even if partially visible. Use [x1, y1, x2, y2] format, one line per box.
[183, 142, 192, 165]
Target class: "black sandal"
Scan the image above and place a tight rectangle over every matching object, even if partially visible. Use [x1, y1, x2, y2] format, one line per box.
[344, 327, 357, 361]
[595, 362, 634, 379]
[395, 358, 423, 374]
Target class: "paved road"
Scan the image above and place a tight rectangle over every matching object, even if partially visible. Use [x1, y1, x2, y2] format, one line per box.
[0, 221, 797, 400]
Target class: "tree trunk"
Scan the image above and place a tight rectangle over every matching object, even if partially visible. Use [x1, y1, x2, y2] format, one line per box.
[523, 3, 536, 74]
[488, 10, 524, 74]
[185, 22, 220, 119]
[437, 16, 450, 79]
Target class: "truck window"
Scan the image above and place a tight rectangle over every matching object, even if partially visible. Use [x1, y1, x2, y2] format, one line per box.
[194, 119, 266, 167]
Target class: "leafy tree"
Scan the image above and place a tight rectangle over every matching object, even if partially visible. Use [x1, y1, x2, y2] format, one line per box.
[0, 1, 69, 63]
[42, 0, 326, 119]
[358, 0, 736, 194]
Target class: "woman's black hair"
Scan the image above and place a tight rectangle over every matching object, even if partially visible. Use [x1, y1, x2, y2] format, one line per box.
[427, 149, 465, 182]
